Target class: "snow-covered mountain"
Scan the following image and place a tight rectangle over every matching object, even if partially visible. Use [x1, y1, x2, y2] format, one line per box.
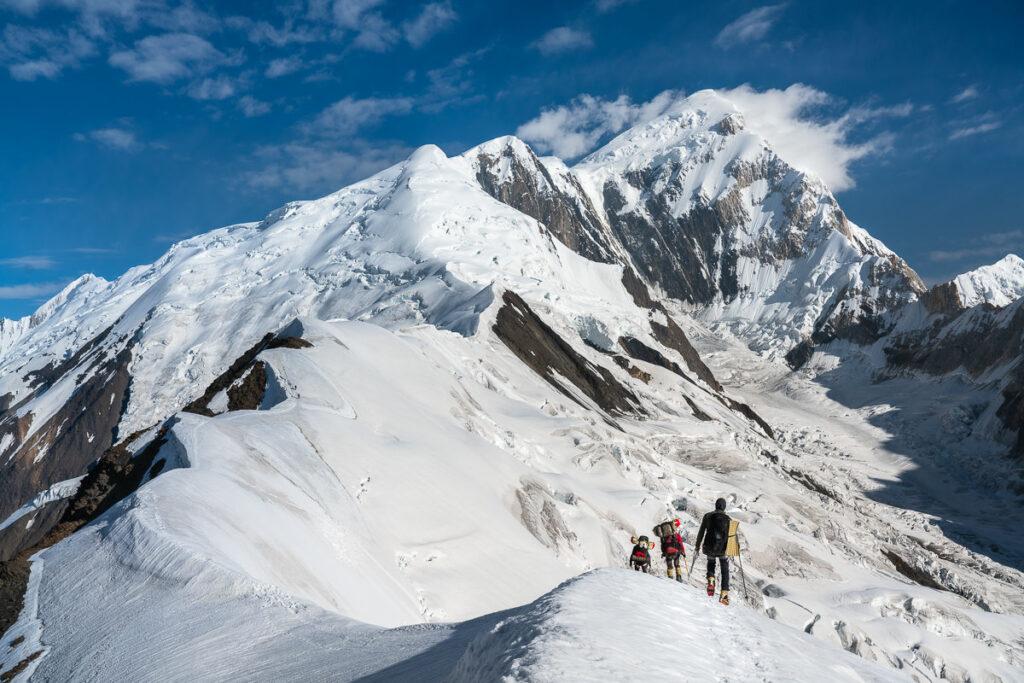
[951, 254, 1024, 309]
[2, 90, 1024, 681]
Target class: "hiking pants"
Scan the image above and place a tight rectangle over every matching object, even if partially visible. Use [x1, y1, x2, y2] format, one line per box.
[706, 556, 730, 591]
[665, 554, 682, 578]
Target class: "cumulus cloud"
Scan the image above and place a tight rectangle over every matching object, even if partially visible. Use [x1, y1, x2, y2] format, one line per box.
[238, 94, 270, 117]
[717, 84, 912, 190]
[950, 85, 979, 103]
[0, 24, 96, 80]
[949, 112, 1001, 140]
[516, 90, 680, 159]
[0, 255, 56, 269]
[186, 74, 238, 100]
[108, 32, 228, 83]
[265, 55, 303, 78]
[715, 4, 786, 48]
[532, 26, 593, 55]
[402, 1, 456, 47]
[331, 0, 398, 52]
[228, 16, 323, 46]
[73, 126, 140, 150]
[307, 95, 414, 136]
[518, 85, 912, 190]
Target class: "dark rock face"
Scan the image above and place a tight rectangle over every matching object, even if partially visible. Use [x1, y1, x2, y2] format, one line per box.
[784, 340, 815, 370]
[602, 177, 722, 306]
[920, 281, 965, 316]
[618, 336, 692, 383]
[0, 426, 170, 639]
[722, 397, 775, 439]
[474, 143, 617, 264]
[0, 333, 134, 524]
[650, 317, 723, 392]
[617, 269, 724, 392]
[884, 302, 1024, 378]
[184, 333, 311, 416]
[492, 291, 644, 418]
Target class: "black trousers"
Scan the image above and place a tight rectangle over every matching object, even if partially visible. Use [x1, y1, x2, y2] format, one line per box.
[706, 556, 730, 591]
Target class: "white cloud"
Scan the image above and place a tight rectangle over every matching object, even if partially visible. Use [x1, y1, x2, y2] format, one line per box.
[402, 1, 456, 47]
[74, 126, 140, 150]
[0, 280, 67, 300]
[410, 48, 488, 113]
[518, 85, 912, 190]
[0, 255, 56, 269]
[331, 0, 398, 52]
[265, 55, 303, 78]
[532, 26, 593, 55]
[715, 4, 786, 48]
[516, 90, 680, 159]
[108, 32, 227, 83]
[951, 85, 979, 103]
[228, 16, 323, 46]
[186, 74, 237, 100]
[717, 84, 911, 190]
[0, 24, 96, 80]
[238, 94, 270, 117]
[949, 112, 1001, 140]
[307, 95, 414, 136]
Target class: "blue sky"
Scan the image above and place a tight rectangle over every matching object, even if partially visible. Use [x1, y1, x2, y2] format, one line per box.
[1, 0, 1022, 318]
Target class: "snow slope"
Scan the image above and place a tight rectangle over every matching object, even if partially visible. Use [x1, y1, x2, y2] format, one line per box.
[2, 566, 896, 682]
[951, 254, 1024, 308]
[5, 313, 1023, 681]
[2, 91, 1024, 682]
[569, 90, 923, 355]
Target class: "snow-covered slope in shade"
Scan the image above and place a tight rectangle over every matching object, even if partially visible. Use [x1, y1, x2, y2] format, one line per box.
[951, 254, 1024, 308]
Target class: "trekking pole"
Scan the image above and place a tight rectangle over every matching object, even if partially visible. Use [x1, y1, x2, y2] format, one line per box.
[687, 551, 699, 581]
[737, 536, 750, 602]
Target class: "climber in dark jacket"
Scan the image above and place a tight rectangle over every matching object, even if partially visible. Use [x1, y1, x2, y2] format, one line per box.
[694, 497, 731, 603]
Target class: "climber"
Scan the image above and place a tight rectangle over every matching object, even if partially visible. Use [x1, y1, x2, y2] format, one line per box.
[629, 535, 654, 573]
[694, 497, 731, 605]
[653, 518, 686, 582]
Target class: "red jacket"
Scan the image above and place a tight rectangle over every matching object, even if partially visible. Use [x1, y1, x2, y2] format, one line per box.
[661, 532, 685, 556]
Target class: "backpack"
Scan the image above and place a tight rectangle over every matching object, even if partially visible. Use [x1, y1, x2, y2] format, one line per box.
[652, 520, 676, 538]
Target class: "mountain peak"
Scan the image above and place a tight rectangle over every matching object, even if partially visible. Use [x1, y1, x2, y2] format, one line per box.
[952, 253, 1024, 308]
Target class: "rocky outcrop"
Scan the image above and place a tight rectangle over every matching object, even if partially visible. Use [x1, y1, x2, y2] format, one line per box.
[472, 139, 617, 264]
[184, 332, 311, 416]
[0, 425, 170, 638]
[492, 291, 644, 418]
[0, 332, 133, 524]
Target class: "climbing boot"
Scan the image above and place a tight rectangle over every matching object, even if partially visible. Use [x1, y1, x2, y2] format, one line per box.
[706, 576, 716, 597]
[719, 590, 730, 606]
